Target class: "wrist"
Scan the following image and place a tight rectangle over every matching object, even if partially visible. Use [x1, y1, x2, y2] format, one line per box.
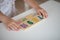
[35, 6, 42, 10]
[0, 11, 9, 22]
[0, 15, 8, 22]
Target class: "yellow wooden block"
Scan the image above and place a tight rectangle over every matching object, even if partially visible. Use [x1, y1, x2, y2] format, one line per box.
[31, 16, 40, 23]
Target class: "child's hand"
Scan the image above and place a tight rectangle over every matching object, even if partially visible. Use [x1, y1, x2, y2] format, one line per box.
[24, 0, 48, 18]
[0, 11, 20, 31]
[36, 7, 48, 18]
[4, 17, 21, 31]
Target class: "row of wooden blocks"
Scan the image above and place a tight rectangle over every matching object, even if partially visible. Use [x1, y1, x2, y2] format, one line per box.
[16, 13, 44, 30]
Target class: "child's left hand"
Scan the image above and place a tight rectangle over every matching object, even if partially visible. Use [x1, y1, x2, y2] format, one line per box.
[36, 7, 48, 18]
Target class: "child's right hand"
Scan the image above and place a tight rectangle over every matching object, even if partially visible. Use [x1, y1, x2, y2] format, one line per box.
[0, 11, 20, 31]
[3, 17, 21, 31]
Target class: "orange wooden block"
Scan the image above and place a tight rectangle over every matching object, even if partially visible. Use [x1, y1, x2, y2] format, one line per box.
[26, 14, 33, 20]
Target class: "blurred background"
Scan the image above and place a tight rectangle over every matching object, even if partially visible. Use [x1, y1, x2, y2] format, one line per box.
[15, 0, 60, 15]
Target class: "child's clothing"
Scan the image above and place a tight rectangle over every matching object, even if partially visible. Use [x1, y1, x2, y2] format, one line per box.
[0, 0, 16, 17]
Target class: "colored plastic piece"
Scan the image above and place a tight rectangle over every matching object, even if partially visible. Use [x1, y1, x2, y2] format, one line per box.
[27, 21, 33, 25]
[20, 23, 28, 28]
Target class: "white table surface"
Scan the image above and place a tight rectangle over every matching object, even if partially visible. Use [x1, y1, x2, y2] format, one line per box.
[0, 1, 60, 40]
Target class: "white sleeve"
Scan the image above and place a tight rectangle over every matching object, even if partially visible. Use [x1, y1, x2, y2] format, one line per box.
[0, 8, 4, 14]
[0, 7, 6, 14]
[0, 0, 6, 14]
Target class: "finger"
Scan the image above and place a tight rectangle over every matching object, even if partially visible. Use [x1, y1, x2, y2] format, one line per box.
[41, 9, 48, 18]
[40, 10, 45, 18]
[11, 22, 20, 31]
[38, 11, 41, 16]
[45, 13, 48, 18]
[8, 27, 12, 30]
[8, 23, 16, 31]
[5, 25, 11, 31]
[6, 26, 11, 31]
[42, 10, 47, 18]
[8, 25, 15, 31]
[11, 24, 20, 31]
[8, 22, 20, 31]
[12, 22, 21, 29]
[42, 9, 48, 18]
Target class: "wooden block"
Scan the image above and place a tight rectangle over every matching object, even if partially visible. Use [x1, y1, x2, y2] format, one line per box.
[26, 14, 34, 20]
[20, 18, 27, 22]
[31, 16, 40, 23]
